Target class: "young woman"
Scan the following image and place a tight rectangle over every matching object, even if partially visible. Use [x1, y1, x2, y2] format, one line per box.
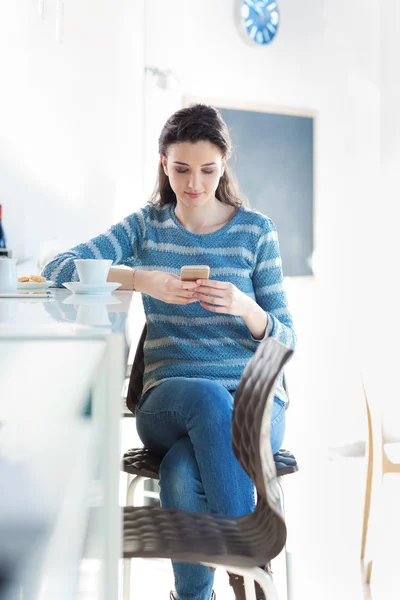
[43, 104, 296, 600]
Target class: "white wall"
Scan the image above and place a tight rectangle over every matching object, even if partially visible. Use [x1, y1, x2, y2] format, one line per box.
[0, 0, 144, 262]
[380, 0, 400, 325]
[143, 0, 380, 293]
[347, 0, 400, 353]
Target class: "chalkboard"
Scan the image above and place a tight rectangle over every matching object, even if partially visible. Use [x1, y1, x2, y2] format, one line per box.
[218, 106, 314, 277]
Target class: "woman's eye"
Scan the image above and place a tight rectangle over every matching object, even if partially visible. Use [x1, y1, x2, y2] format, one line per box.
[174, 168, 215, 175]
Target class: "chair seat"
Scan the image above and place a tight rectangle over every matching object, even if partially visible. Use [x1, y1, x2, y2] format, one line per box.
[123, 447, 163, 480]
[273, 449, 299, 476]
[122, 447, 298, 479]
[124, 500, 285, 569]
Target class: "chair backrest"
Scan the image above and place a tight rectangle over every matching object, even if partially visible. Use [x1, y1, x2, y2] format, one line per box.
[126, 324, 147, 415]
[232, 338, 293, 503]
[126, 324, 291, 416]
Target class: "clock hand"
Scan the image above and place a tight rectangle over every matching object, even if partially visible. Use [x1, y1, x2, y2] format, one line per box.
[254, 1, 266, 16]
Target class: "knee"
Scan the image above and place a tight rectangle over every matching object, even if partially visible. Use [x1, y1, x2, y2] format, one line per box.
[188, 379, 233, 425]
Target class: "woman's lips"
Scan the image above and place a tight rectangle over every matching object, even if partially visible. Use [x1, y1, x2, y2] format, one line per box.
[184, 192, 203, 199]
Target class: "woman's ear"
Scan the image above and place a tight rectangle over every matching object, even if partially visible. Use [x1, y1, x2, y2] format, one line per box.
[220, 158, 226, 177]
[160, 155, 168, 176]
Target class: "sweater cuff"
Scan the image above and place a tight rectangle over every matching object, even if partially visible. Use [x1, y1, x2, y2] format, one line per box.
[251, 311, 273, 342]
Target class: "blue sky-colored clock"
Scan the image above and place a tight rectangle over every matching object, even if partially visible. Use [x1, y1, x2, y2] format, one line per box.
[236, 0, 280, 46]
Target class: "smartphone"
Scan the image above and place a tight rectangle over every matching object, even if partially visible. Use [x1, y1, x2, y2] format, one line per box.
[180, 265, 210, 281]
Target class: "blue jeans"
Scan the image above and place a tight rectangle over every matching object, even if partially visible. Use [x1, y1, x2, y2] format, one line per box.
[135, 377, 286, 600]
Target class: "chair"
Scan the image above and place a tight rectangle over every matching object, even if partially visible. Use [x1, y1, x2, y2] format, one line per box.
[121, 336, 298, 600]
[360, 374, 400, 584]
[121, 362, 134, 418]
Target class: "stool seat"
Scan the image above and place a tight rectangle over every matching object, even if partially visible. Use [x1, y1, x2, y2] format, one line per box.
[123, 447, 162, 480]
[122, 447, 298, 480]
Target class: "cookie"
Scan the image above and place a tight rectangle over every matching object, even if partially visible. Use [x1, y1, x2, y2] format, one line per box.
[18, 276, 30, 282]
[29, 275, 47, 283]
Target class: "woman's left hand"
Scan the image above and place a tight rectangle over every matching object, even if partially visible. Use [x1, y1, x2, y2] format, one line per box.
[193, 279, 254, 318]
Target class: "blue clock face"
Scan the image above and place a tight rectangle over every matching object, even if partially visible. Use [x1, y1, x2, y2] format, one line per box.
[238, 0, 280, 46]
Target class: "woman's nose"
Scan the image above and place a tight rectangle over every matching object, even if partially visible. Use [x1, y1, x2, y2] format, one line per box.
[187, 173, 202, 191]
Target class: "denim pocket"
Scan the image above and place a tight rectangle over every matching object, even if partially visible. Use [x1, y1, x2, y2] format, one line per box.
[271, 398, 286, 427]
[275, 397, 286, 409]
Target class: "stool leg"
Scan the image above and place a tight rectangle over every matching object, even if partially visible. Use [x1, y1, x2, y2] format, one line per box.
[285, 549, 295, 600]
[124, 474, 133, 505]
[123, 558, 131, 600]
[126, 475, 146, 507]
[244, 575, 257, 600]
[242, 567, 278, 600]
[122, 476, 147, 600]
[277, 478, 294, 600]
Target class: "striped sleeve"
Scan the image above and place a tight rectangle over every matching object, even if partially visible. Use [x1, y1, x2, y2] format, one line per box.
[252, 219, 296, 351]
[42, 211, 143, 287]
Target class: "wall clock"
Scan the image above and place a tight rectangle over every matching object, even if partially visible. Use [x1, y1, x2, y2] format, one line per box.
[236, 0, 280, 46]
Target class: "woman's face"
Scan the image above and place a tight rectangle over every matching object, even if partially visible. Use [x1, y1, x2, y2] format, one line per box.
[161, 141, 225, 209]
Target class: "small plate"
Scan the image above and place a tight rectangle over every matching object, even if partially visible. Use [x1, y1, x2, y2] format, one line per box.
[63, 294, 121, 306]
[63, 282, 121, 295]
[17, 280, 54, 290]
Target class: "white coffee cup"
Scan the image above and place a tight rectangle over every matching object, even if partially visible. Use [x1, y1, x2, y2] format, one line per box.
[0, 258, 17, 293]
[73, 259, 112, 285]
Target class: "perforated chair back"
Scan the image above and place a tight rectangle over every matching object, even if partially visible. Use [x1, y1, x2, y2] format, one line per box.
[232, 338, 293, 503]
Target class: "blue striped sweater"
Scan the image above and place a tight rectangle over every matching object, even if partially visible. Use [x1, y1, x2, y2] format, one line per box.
[43, 203, 296, 401]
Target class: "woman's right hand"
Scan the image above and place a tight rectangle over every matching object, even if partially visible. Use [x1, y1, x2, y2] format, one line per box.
[134, 270, 199, 305]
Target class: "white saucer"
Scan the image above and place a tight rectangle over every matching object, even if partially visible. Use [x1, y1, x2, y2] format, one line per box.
[63, 294, 121, 306]
[63, 282, 121, 295]
[17, 280, 54, 290]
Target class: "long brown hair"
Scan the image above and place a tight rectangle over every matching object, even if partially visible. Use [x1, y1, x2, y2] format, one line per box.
[149, 104, 248, 207]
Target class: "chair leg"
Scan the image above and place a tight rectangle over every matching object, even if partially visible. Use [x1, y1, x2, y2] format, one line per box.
[361, 419, 373, 560]
[277, 479, 294, 600]
[124, 473, 133, 505]
[244, 575, 257, 600]
[122, 477, 148, 599]
[123, 558, 131, 600]
[206, 563, 278, 600]
[362, 469, 384, 585]
[366, 560, 373, 585]
[248, 567, 278, 600]
[277, 478, 285, 513]
[126, 475, 146, 507]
